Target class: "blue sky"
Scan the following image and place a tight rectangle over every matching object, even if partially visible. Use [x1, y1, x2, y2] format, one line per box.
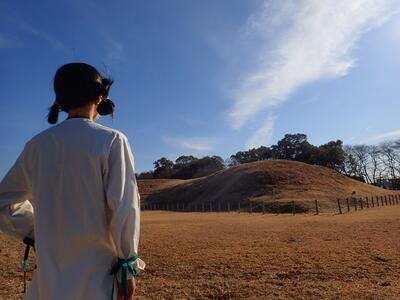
[1, 0, 400, 177]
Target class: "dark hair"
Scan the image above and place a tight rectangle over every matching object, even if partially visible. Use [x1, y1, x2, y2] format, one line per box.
[47, 62, 115, 124]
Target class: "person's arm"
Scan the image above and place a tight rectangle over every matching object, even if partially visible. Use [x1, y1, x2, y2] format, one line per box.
[104, 133, 142, 299]
[0, 142, 34, 240]
[104, 133, 141, 259]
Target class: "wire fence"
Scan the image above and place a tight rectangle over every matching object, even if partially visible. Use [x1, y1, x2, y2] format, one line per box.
[141, 193, 400, 215]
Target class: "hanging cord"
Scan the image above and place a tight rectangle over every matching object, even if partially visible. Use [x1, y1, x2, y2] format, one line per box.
[109, 255, 139, 299]
[22, 237, 35, 293]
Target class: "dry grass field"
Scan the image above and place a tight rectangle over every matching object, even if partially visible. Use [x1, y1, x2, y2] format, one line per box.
[1, 206, 399, 299]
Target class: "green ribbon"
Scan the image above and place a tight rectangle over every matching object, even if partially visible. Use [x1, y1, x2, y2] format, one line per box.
[22, 260, 29, 272]
[22, 237, 35, 293]
[110, 255, 139, 299]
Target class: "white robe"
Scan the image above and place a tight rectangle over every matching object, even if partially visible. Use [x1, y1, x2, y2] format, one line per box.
[0, 117, 141, 300]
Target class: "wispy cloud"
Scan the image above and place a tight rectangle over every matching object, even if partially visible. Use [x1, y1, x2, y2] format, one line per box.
[105, 38, 125, 62]
[163, 136, 218, 152]
[228, 0, 399, 131]
[19, 23, 70, 53]
[0, 33, 22, 49]
[369, 130, 400, 142]
[246, 113, 276, 149]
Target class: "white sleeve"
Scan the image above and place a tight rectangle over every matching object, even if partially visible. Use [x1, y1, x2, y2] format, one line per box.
[104, 133, 141, 259]
[0, 143, 34, 240]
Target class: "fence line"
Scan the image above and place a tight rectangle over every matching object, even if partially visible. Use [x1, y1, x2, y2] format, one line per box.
[141, 193, 400, 215]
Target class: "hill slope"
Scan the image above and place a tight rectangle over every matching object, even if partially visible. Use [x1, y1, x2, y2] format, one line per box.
[139, 160, 390, 212]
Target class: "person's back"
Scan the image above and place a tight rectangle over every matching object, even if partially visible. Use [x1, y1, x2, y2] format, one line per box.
[0, 63, 143, 300]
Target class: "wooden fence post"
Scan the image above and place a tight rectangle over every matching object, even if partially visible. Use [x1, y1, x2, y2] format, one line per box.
[337, 199, 342, 214]
[315, 200, 319, 215]
[371, 196, 374, 207]
[366, 197, 369, 208]
[353, 197, 357, 211]
[346, 198, 350, 212]
[292, 201, 295, 216]
[380, 196, 384, 206]
[360, 198, 363, 210]
[384, 196, 388, 206]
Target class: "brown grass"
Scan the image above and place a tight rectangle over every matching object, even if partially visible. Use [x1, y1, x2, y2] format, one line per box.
[1, 207, 399, 299]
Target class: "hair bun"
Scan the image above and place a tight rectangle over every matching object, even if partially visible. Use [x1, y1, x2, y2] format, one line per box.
[97, 98, 115, 116]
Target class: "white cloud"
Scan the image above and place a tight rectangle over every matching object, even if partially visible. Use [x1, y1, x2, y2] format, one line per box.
[163, 136, 217, 152]
[369, 130, 400, 141]
[228, 0, 399, 129]
[246, 113, 276, 149]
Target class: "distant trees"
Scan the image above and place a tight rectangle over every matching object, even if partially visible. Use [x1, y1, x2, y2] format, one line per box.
[138, 133, 346, 179]
[137, 133, 400, 189]
[271, 134, 315, 162]
[153, 157, 174, 179]
[342, 141, 400, 188]
[139, 155, 225, 180]
[229, 146, 272, 166]
[229, 134, 345, 171]
[315, 140, 345, 171]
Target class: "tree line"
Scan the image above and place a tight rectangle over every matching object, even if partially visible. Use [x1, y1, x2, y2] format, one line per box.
[343, 141, 400, 188]
[137, 133, 400, 189]
[137, 133, 343, 180]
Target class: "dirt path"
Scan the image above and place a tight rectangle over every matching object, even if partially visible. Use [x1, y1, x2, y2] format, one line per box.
[1, 207, 399, 299]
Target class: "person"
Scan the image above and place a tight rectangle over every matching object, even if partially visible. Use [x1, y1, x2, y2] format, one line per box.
[0, 62, 144, 300]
